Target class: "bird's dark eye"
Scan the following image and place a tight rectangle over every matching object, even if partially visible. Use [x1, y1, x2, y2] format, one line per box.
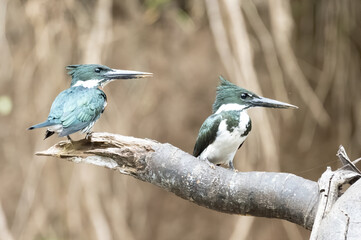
[95, 68, 101, 73]
[241, 93, 248, 99]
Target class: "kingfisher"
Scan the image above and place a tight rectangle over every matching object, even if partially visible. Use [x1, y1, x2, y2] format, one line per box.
[193, 76, 297, 170]
[28, 64, 152, 141]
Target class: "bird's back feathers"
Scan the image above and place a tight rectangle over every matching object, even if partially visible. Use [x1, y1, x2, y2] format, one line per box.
[193, 114, 223, 157]
[28, 86, 106, 138]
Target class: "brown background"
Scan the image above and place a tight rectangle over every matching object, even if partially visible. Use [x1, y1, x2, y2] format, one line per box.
[1, 0, 360, 239]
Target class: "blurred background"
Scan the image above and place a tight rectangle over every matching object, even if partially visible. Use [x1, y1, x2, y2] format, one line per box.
[1, 0, 360, 239]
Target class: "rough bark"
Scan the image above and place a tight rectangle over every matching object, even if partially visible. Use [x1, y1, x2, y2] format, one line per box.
[314, 179, 361, 240]
[310, 146, 361, 240]
[36, 132, 319, 230]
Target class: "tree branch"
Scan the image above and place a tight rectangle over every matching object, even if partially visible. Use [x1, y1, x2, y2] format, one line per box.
[36, 132, 319, 230]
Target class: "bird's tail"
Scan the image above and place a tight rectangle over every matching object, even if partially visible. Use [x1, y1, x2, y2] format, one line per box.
[44, 130, 55, 139]
[28, 120, 54, 130]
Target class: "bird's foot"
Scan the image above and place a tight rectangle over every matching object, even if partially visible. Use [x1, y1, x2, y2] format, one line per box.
[85, 132, 93, 141]
[208, 162, 216, 170]
[67, 135, 74, 144]
[228, 161, 237, 172]
[204, 159, 216, 169]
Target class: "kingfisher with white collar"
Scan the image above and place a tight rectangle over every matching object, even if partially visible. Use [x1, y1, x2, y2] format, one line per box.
[193, 76, 297, 170]
[28, 64, 152, 140]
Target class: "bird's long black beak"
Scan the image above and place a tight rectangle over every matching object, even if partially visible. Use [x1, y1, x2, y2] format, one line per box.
[104, 69, 153, 80]
[251, 96, 298, 109]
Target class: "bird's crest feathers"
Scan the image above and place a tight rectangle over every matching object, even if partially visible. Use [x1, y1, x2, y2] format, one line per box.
[212, 76, 254, 113]
[65, 64, 112, 86]
[218, 75, 238, 88]
[66, 65, 81, 77]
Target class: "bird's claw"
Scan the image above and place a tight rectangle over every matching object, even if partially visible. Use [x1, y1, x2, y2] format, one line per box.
[228, 161, 237, 171]
[85, 132, 93, 141]
[67, 135, 74, 144]
[208, 162, 216, 169]
[204, 159, 216, 169]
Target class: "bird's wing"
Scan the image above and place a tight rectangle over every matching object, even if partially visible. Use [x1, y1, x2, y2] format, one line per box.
[48, 87, 106, 136]
[193, 114, 223, 157]
[46, 89, 73, 123]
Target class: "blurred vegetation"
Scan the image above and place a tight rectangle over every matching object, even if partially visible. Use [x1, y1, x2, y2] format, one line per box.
[0, 0, 360, 239]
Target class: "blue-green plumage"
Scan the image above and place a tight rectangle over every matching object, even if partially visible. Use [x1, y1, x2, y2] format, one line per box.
[193, 76, 297, 169]
[28, 64, 152, 140]
[48, 86, 106, 137]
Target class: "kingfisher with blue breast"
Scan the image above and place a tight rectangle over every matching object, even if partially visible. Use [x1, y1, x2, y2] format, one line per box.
[28, 64, 152, 141]
[193, 76, 297, 170]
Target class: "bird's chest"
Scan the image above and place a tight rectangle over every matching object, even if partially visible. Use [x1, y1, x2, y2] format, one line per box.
[201, 111, 251, 164]
[216, 112, 250, 146]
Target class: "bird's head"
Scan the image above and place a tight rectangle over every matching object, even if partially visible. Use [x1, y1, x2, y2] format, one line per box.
[67, 64, 152, 88]
[212, 76, 298, 113]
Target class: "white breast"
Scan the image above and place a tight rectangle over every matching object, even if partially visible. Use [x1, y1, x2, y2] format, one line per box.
[200, 111, 250, 165]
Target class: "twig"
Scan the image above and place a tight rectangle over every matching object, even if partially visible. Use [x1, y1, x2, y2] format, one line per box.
[337, 145, 361, 175]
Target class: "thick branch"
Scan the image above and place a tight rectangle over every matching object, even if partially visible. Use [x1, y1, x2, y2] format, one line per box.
[36, 132, 318, 230]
